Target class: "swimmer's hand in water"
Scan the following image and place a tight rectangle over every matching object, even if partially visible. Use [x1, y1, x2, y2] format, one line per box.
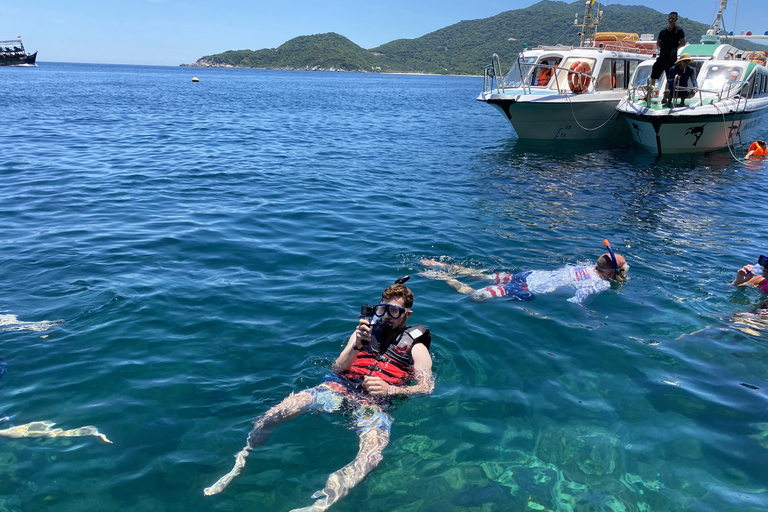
[363, 376, 391, 396]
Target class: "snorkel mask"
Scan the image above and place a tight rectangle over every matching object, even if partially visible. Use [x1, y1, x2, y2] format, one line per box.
[371, 275, 411, 332]
[603, 239, 621, 278]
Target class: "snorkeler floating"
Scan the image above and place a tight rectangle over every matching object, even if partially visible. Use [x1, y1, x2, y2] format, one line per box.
[204, 280, 433, 512]
[420, 240, 628, 305]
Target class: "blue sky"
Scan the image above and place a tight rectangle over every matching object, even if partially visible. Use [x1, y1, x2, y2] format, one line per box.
[3, 0, 766, 66]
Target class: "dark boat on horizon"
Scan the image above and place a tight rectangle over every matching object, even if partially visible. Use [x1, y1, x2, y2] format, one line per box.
[0, 38, 37, 66]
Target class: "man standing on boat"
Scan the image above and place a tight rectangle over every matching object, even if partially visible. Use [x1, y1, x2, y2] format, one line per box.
[646, 12, 687, 101]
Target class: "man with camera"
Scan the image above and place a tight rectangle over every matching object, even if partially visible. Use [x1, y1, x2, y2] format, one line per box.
[205, 281, 433, 512]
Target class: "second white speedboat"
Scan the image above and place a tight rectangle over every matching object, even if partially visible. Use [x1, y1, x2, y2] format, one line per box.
[616, 0, 768, 155]
[477, 2, 653, 140]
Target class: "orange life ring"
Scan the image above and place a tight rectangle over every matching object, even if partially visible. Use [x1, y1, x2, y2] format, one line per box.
[567, 61, 592, 93]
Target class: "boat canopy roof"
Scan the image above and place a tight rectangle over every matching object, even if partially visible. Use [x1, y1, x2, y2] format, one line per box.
[0, 39, 24, 45]
[684, 44, 720, 58]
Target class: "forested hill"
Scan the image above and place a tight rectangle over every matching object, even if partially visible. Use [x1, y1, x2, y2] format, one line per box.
[185, 0, 767, 74]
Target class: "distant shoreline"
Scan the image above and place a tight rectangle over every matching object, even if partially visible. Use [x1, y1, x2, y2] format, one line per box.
[180, 63, 478, 78]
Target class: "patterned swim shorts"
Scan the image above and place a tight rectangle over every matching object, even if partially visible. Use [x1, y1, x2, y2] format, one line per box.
[308, 375, 394, 434]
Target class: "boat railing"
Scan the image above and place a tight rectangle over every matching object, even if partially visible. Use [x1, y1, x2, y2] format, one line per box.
[483, 58, 595, 95]
[671, 78, 749, 107]
[630, 77, 750, 108]
[482, 54, 506, 94]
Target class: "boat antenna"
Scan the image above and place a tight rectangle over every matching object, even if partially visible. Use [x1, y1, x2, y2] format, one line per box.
[576, 0, 602, 48]
[708, 0, 728, 36]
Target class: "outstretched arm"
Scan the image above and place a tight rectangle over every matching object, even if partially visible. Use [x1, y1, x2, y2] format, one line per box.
[0, 420, 111, 443]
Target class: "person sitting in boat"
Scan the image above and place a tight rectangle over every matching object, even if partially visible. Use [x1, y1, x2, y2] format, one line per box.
[663, 53, 698, 107]
[746, 140, 767, 159]
[419, 242, 629, 305]
[204, 281, 434, 512]
[536, 61, 554, 86]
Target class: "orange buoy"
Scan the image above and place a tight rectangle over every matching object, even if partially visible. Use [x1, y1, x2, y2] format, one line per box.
[567, 61, 592, 93]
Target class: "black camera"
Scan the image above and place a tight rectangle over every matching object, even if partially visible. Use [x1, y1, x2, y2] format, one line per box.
[759, 254, 768, 267]
[360, 305, 376, 321]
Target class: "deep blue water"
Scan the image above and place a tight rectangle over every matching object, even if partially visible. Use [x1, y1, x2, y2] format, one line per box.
[1, 62, 768, 512]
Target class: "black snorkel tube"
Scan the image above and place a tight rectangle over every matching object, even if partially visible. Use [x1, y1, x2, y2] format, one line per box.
[603, 239, 620, 277]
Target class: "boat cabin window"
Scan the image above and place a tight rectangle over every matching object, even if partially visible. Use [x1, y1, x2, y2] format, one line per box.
[596, 59, 612, 90]
[548, 57, 597, 91]
[746, 70, 768, 98]
[503, 56, 537, 88]
[596, 59, 644, 89]
[700, 65, 743, 97]
[531, 57, 562, 86]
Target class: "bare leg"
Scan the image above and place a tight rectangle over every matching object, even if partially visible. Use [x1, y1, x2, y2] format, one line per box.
[289, 427, 390, 512]
[420, 259, 486, 277]
[444, 278, 478, 296]
[204, 390, 317, 496]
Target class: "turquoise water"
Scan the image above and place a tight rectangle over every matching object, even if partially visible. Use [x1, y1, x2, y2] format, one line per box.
[1, 62, 768, 512]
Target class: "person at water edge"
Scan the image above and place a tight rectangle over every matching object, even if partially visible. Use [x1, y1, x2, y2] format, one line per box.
[662, 53, 698, 107]
[745, 140, 767, 159]
[647, 11, 686, 98]
[204, 283, 433, 512]
[419, 251, 628, 305]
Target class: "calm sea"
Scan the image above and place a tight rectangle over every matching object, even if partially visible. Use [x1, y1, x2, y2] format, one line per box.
[1, 62, 768, 512]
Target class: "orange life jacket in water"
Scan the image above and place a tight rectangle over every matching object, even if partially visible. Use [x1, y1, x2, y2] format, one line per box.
[749, 141, 767, 157]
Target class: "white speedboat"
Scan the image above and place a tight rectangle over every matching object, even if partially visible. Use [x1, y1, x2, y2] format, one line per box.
[477, 2, 653, 140]
[617, 0, 768, 155]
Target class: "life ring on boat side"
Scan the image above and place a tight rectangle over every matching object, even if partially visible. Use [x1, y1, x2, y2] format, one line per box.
[567, 61, 592, 94]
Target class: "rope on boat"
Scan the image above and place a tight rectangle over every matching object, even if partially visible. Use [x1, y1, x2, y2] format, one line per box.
[712, 102, 751, 166]
[563, 91, 627, 132]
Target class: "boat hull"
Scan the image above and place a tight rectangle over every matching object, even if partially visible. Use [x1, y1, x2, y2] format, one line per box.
[480, 94, 629, 140]
[0, 51, 37, 66]
[619, 100, 768, 154]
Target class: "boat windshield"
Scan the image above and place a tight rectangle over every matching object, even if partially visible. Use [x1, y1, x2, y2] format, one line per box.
[503, 56, 537, 88]
[631, 65, 653, 87]
[700, 65, 743, 96]
[548, 57, 597, 91]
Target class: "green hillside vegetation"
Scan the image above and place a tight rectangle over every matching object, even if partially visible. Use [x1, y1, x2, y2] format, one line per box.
[190, 0, 768, 75]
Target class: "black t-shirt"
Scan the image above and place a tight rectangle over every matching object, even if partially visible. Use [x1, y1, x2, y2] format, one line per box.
[657, 26, 685, 61]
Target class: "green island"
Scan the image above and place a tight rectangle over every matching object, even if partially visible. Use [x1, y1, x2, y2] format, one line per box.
[183, 0, 768, 75]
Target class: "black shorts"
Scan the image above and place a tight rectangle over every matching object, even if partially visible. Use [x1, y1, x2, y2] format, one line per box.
[651, 58, 674, 80]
